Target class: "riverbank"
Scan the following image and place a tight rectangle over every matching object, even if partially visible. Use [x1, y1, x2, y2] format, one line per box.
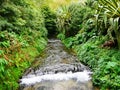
[0, 37, 47, 90]
[0, 1, 48, 89]
[61, 36, 120, 90]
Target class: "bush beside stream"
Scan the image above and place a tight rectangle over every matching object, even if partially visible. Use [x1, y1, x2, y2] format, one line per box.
[56, 0, 120, 89]
[0, 0, 47, 89]
[61, 35, 120, 90]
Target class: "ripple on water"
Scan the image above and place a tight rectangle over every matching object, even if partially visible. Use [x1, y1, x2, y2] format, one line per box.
[19, 39, 93, 90]
[20, 70, 92, 85]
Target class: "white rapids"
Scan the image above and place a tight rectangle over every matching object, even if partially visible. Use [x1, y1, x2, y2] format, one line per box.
[20, 70, 92, 85]
[19, 39, 93, 90]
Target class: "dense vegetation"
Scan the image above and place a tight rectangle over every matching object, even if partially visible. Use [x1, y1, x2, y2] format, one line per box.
[0, 0, 47, 89]
[56, 0, 120, 90]
[0, 0, 120, 90]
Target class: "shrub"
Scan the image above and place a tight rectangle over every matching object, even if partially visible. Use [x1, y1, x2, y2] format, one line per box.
[41, 5, 57, 37]
[56, 3, 95, 37]
[95, 0, 120, 49]
[0, 0, 48, 90]
[57, 0, 120, 89]
[63, 35, 120, 89]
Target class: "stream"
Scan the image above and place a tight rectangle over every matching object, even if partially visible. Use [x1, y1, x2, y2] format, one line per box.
[19, 39, 93, 90]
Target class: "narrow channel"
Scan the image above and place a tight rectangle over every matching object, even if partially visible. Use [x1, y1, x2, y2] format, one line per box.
[19, 39, 93, 90]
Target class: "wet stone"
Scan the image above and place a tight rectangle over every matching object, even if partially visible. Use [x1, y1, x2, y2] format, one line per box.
[36, 86, 52, 90]
[33, 63, 90, 76]
[19, 39, 93, 90]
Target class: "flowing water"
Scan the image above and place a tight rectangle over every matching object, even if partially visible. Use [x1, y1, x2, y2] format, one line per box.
[19, 39, 93, 90]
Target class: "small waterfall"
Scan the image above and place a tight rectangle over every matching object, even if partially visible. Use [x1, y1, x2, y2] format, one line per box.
[19, 39, 93, 90]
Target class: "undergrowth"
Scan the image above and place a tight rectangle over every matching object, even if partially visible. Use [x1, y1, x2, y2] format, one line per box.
[56, 1, 120, 89]
[60, 35, 120, 90]
[73, 37, 120, 89]
[0, 0, 48, 90]
[0, 34, 47, 90]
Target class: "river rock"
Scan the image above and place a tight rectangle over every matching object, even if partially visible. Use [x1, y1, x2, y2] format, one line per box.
[19, 39, 93, 90]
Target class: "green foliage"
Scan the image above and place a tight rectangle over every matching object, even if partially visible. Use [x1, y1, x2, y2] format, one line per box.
[0, 36, 47, 90]
[95, 0, 120, 48]
[59, 1, 120, 89]
[57, 33, 66, 40]
[61, 17, 97, 48]
[1, 0, 120, 89]
[41, 5, 57, 37]
[56, 3, 95, 37]
[98, 0, 120, 18]
[0, 58, 8, 72]
[0, 0, 46, 34]
[0, 0, 48, 90]
[35, 37, 47, 53]
[63, 34, 120, 89]
[85, 0, 97, 7]
[63, 37, 75, 48]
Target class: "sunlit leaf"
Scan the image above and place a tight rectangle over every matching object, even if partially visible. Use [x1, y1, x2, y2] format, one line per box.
[106, 61, 117, 68]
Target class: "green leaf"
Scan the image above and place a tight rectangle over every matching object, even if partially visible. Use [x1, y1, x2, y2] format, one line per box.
[113, 17, 119, 31]
[0, 50, 4, 55]
[106, 61, 117, 68]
